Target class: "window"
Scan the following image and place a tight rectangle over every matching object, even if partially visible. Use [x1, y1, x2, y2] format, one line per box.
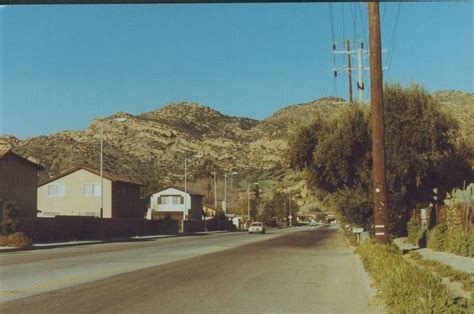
[84, 184, 101, 196]
[158, 195, 184, 205]
[48, 183, 65, 197]
[172, 196, 181, 204]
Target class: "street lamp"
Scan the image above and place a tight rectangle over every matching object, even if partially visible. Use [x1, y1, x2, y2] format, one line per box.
[184, 153, 202, 227]
[224, 171, 238, 215]
[247, 182, 258, 223]
[100, 117, 127, 240]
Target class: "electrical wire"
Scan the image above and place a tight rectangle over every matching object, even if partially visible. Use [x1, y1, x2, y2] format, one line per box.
[329, 3, 337, 97]
[387, 3, 401, 78]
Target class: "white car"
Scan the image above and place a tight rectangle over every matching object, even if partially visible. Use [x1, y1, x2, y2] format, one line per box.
[248, 222, 266, 234]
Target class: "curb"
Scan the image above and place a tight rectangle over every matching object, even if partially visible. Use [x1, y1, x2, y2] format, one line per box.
[0, 234, 179, 253]
[0, 231, 237, 253]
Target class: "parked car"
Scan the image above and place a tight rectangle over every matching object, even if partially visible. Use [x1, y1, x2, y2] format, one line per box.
[248, 222, 266, 234]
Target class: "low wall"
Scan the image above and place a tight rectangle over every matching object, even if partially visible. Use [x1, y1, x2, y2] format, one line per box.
[17, 216, 179, 243]
[203, 218, 237, 232]
[183, 220, 204, 233]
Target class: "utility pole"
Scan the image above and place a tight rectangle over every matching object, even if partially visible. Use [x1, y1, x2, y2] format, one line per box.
[357, 43, 364, 103]
[333, 41, 386, 104]
[346, 40, 353, 103]
[224, 174, 227, 215]
[369, 1, 389, 244]
[213, 171, 217, 210]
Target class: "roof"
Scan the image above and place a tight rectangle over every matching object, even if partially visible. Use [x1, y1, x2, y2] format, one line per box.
[146, 186, 205, 197]
[38, 165, 145, 187]
[0, 146, 44, 170]
[203, 203, 217, 210]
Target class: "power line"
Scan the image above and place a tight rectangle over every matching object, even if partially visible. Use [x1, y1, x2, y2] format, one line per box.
[387, 3, 401, 78]
[358, 3, 368, 47]
[329, 3, 337, 97]
[341, 3, 346, 41]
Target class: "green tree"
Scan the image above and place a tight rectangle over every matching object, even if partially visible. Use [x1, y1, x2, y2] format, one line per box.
[287, 82, 473, 236]
[2, 201, 20, 235]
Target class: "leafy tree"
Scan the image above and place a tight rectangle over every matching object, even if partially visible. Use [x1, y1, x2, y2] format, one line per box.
[2, 201, 20, 235]
[287, 115, 325, 170]
[309, 104, 371, 193]
[288, 82, 473, 236]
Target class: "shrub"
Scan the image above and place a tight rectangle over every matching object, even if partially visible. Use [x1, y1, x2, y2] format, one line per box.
[427, 224, 474, 257]
[445, 230, 474, 257]
[0, 232, 32, 248]
[357, 240, 471, 312]
[2, 200, 20, 235]
[427, 224, 448, 251]
[407, 219, 427, 247]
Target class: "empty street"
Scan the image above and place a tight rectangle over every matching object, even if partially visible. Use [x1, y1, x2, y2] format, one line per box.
[0, 225, 380, 313]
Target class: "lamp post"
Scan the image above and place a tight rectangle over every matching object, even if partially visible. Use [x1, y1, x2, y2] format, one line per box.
[224, 171, 238, 215]
[100, 117, 127, 240]
[184, 153, 202, 230]
[247, 182, 258, 224]
[224, 174, 227, 215]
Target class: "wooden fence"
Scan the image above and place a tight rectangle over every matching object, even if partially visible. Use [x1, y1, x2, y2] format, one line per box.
[17, 216, 179, 242]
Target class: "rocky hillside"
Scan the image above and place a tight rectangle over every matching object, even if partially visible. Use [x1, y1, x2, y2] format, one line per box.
[1, 98, 340, 197]
[433, 90, 474, 152]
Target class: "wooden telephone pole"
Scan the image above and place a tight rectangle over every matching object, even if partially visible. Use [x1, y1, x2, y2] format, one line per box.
[346, 40, 353, 103]
[369, 2, 389, 244]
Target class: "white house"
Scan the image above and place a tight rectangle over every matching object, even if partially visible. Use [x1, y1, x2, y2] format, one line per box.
[146, 186, 204, 224]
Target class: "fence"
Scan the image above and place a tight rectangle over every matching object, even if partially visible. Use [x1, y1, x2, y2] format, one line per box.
[17, 216, 179, 243]
[183, 218, 237, 233]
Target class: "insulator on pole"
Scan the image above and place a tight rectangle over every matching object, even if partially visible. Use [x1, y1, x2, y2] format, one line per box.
[361, 42, 364, 49]
[334, 70, 338, 78]
[332, 44, 336, 51]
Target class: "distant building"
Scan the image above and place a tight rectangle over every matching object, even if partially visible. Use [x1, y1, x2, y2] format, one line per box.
[37, 166, 145, 218]
[203, 204, 217, 218]
[0, 147, 44, 217]
[147, 186, 204, 223]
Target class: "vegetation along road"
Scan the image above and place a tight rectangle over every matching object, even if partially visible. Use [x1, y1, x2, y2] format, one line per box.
[0, 225, 381, 313]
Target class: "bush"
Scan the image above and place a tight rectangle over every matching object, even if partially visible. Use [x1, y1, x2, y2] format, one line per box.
[357, 240, 471, 312]
[428, 224, 474, 257]
[407, 219, 427, 247]
[0, 232, 32, 248]
[427, 224, 448, 251]
[2, 200, 20, 235]
[445, 230, 474, 257]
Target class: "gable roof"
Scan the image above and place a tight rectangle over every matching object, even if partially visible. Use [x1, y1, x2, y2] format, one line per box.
[0, 147, 44, 170]
[38, 165, 145, 187]
[146, 186, 205, 197]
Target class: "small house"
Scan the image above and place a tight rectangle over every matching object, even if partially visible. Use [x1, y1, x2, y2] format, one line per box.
[147, 186, 204, 224]
[37, 166, 145, 218]
[0, 147, 44, 217]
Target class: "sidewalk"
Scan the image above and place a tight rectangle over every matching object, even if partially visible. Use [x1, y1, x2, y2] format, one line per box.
[394, 237, 473, 274]
[0, 230, 235, 253]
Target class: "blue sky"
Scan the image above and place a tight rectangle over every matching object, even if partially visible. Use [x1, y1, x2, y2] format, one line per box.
[0, 3, 472, 139]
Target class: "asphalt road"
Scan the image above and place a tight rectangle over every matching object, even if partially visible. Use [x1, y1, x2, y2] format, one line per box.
[0, 225, 381, 313]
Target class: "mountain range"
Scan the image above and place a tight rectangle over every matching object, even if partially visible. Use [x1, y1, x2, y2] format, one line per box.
[1, 90, 472, 211]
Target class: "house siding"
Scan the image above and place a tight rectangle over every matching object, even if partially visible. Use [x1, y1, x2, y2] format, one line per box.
[111, 181, 144, 218]
[149, 187, 202, 220]
[150, 188, 191, 217]
[0, 153, 39, 217]
[37, 169, 113, 218]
